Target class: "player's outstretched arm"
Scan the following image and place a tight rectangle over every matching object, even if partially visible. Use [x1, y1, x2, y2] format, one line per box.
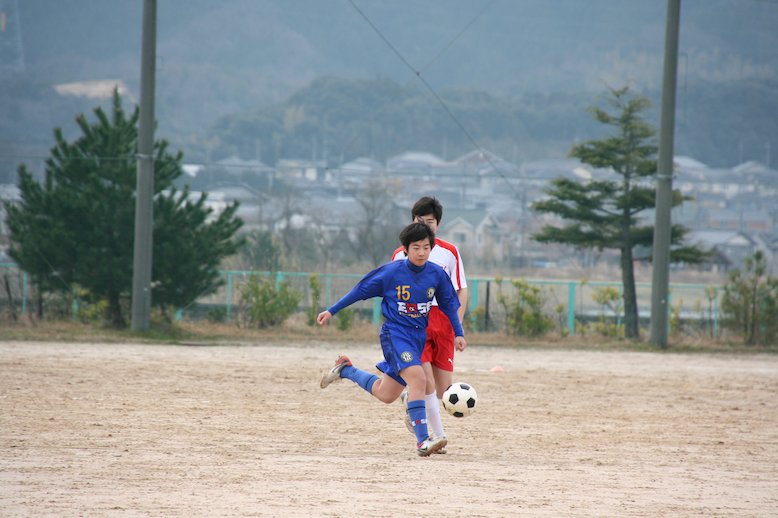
[317, 310, 332, 326]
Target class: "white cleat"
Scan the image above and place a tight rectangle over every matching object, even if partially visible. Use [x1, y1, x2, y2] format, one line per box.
[320, 355, 352, 389]
[431, 435, 448, 454]
[417, 436, 448, 457]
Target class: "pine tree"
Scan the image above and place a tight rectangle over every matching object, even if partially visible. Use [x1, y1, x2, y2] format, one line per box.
[6, 90, 242, 327]
[532, 86, 707, 339]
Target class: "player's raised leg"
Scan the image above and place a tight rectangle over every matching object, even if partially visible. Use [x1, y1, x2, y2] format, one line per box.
[321, 355, 407, 403]
[321, 355, 382, 394]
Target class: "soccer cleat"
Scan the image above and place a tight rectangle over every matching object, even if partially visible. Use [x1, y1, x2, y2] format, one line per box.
[431, 435, 448, 454]
[399, 390, 414, 435]
[417, 435, 448, 457]
[320, 355, 352, 389]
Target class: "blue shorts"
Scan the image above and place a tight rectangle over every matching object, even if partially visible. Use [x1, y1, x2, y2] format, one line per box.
[375, 323, 425, 386]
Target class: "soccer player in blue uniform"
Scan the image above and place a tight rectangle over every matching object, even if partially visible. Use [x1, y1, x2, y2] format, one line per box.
[317, 222, 467, 456]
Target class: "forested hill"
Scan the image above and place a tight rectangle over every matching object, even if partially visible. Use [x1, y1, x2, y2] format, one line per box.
[2, 0, 777, 174]
[208, 75, 778, 169]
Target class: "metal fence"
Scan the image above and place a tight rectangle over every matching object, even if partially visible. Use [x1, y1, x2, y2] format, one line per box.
[210, 270, 721, 337]
[0, 264, 722, 337]
[464, 277, 720, 337]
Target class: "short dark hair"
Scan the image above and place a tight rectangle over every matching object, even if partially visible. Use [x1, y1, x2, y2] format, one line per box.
[399, 222, 435, 249]
[411, 196, 443, 224]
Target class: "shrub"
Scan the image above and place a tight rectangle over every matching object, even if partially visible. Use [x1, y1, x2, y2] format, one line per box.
[78, 298, 109, 324]
[336, 307, 354, 331]
[721, 251, 778, 345]
[205, 306, 227, 323]
[307, 275, 322, 326]
[496, 278, 554, 336]
[670, 297, 683, 337]
[238, 275, 302, 329]
[704, 285, 719, 338]
[554, 303, 569, 337]
[591, 286, 623, 338]
[467, 307, 487, 333]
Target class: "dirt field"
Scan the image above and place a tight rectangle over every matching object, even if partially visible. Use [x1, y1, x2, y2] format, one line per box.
[1, 340, 776, 517]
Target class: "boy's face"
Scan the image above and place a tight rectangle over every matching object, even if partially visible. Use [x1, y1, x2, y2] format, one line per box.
[405, 238, 432, 267]
[414, 214, 439, 233]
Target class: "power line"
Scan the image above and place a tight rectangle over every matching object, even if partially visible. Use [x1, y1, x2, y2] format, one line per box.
[346, 0, 520, 197]
[333, 1, 495, 160]
[420, 0, 495, 73]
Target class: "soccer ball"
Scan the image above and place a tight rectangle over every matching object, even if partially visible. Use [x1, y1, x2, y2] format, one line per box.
[441, 382, 477, 417]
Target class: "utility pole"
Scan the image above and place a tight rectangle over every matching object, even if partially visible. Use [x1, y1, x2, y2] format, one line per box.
[650, 0, 681, 348]
[131, 0, 157, 332]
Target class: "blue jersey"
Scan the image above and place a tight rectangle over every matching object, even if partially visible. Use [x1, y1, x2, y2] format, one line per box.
[328, 258, 463, 384]
[328, 259, 463, 337]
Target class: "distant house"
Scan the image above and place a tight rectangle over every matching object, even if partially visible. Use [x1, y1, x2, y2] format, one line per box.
[443, 149, 519, 189]
[187, 157, 275, 190]
[732, 161, 778, 188]
[703, 207, 773, 233]
[704, 208, 744, 231]
[674, 159, 757, 199]
[519, 158, 587, 183]
[740, 209, 773, 233]
[687, 230, 771, 272]
[205, 184, 270, 225]
[337, 157, 384, 180]
[386, 152, 445, 176]
[215, 157, 274, 177]
[437, 208, 506, 266]
[181, 163, 204, 178]
[333, 158, 385, 191]
[275, 158, 328, 182]
[674, 155, 709, 171]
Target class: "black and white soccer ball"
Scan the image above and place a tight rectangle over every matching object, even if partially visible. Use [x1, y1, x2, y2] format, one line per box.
[442, 382, 477, 417]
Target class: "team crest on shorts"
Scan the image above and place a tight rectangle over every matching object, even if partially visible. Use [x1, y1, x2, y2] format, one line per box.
[427, 287, 435, 299]
[401, 351, 413, 363]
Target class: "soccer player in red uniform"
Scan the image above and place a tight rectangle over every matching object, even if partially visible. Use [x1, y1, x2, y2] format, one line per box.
[391, 197, 468, 452]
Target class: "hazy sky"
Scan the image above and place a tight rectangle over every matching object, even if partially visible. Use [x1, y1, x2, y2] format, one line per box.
[4, 0, 777, 167]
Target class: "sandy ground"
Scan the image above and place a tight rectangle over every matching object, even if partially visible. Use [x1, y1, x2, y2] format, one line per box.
[1, 340, 777, 517]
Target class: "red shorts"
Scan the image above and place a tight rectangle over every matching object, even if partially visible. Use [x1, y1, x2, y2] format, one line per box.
[422, 306, 456, 371]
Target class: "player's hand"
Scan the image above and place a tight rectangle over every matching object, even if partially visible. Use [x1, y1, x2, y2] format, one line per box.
[454, 336, 467, 352]
[316, 310, 332, 326]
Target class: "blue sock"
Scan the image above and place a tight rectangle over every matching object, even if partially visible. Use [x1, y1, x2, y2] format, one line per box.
[340, 365, 379, 394]
[406, 399, 429, 444]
